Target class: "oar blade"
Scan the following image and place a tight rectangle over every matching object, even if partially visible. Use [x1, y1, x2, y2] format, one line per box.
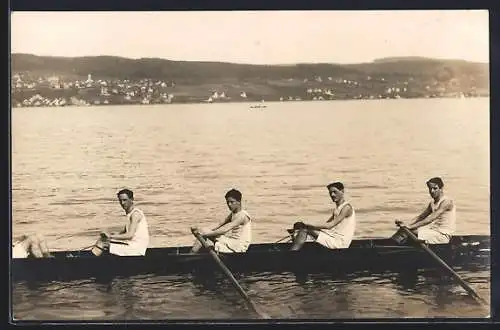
[191, 228, 271, 319]
[394, 222, 487, 306]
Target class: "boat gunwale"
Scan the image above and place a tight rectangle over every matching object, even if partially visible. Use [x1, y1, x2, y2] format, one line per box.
[22, 234, 490, 260]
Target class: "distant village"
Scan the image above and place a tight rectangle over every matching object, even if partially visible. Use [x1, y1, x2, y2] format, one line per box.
[11, 72, 487, 108]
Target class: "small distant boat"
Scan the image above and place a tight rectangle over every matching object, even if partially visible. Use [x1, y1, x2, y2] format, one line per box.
[249, 105, 267, 109]
[250, 99, 267, 109]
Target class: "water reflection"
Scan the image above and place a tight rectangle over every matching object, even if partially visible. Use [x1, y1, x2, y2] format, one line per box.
[12, 267, 489, 321]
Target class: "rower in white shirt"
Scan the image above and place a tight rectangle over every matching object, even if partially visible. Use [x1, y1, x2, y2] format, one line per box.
[399, 177, 456, 244]
[290, 181, 356, 250]
[191, 188, 252, 253]
[91, 188, 150, 256]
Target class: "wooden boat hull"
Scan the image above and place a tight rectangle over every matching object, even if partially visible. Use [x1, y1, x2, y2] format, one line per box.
[11, 236, 490, 283]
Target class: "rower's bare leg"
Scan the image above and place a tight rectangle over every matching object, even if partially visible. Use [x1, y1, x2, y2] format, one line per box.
[290, 229, 308, 250]
[35, 234, 52, 257]
[27, 235, 44, 258]
[291, 228, 320, 250]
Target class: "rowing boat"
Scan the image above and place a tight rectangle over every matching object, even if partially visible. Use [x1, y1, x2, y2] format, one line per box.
[11, 235, 490, 283]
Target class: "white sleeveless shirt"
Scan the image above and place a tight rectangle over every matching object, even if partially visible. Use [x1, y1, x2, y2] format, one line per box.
[324, 201, 356, 246]
[224, 210, 252, 247]
[117, 207, 150, 250]
[428, 196, 456, 235]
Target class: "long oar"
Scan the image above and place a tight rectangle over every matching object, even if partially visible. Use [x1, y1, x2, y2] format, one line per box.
[395, 221, 487, 305]
[275, 232, 294, 243]
[190, 228, 270, 319]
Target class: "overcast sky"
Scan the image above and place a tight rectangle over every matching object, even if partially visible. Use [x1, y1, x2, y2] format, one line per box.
[10, 10, 489, 65]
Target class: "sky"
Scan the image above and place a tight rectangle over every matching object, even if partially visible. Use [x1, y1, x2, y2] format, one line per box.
[10, 10, 489, 65]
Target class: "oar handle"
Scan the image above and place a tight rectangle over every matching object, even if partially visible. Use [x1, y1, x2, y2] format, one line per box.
[190, 228, 213, 250]
[394, 222, 487, 305]
[190, 228, 270, 319]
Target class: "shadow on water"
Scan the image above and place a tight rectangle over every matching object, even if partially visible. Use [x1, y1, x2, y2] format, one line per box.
[263, 268, 490, 319]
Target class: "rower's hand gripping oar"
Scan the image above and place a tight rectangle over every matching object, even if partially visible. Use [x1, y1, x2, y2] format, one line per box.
[394, 221, 488, 306]
[190, 227, 270, 319]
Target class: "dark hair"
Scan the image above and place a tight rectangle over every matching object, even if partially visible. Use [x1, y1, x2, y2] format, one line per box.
[426, 177, 444, 189]
[117, 188, 134, 199]
[326, 182, 344, 191]
[225, 188, 242, 202]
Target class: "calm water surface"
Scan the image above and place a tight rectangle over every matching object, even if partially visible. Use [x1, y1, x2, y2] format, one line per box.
[11, 99, 490, 320]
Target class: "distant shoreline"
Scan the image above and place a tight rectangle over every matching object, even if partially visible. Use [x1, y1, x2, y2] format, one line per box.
[11, 95, 489, 109]
[11, 54, 489, 108]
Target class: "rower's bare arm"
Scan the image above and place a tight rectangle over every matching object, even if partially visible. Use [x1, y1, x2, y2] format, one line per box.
[408, 200, 453, 230]
[408, 205, 432, 226]
[109, 213, 141, 240]
[194, 215, 231, 235]
[204, 215, 249, 237]
[110, 226, 127, 236]
[318, 205, 353, 230]
[325, 214, 336, 223]
[308, 214, 331, 230]
[306, 214, 334, 230]
[211, 214, 232, 231]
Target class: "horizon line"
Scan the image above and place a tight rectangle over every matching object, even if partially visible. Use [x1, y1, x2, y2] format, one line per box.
[10, 52, 490, 66]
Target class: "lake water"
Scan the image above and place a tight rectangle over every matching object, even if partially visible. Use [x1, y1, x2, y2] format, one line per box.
[10, 98, 490, 320]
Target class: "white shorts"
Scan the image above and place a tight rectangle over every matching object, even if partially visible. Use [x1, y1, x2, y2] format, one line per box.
[109, 241, 147, 256]
[418, 227, 451, 244]
[315, 231, 350, 249]
[12, 243, 29, 258]
[214, 236, 249, 253]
